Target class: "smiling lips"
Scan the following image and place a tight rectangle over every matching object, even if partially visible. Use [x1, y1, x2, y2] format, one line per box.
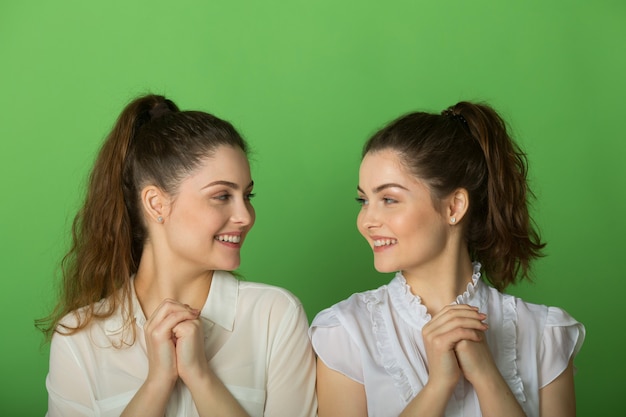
[215, 234, 242, 245]
[373, 238, 397, 248]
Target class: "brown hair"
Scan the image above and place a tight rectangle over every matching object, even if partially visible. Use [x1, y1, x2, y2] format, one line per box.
[363, 101, 545, 290]
[37, 94, 247, 340]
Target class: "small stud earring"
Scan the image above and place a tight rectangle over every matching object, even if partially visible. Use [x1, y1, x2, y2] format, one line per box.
[450, 217, 456, 224]
[157, 216, 163, 223]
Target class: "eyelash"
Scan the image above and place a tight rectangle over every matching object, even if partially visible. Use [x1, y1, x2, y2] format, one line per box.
[214, 192, 256, 202]
[355, 197, 397, 206]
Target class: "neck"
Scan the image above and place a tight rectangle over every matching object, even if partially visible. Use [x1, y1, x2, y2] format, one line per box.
[134, 243, 213, 319]
[402, 250, 474, 316]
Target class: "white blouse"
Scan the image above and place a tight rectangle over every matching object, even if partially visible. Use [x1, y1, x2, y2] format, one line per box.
[46, 271, 317, 417]
[310, 263, 585, 417]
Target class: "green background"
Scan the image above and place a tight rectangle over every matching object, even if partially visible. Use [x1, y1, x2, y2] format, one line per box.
[1, 1, 624, 415]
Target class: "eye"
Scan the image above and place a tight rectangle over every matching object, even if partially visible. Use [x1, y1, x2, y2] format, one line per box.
[383, 197, 397, 204]
[213, 193, 231, 201]
[245, 192, 256, 201]
[355, 197, 368, 206]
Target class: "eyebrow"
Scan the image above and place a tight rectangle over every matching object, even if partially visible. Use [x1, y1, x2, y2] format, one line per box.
[357, 183, 409, 194]
[202, 180, 254, 190]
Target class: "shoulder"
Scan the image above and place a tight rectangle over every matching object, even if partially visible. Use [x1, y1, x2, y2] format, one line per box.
[310, 283, 391, 340]
[226, 275, 313, 341]
[237, 277, 304, 311]
[489, 288, 585, 347]
[495, 289, 582, 330]
[53, 291, 133, 346]
[55, 296, 112, 332]
[312, 284, 390, 327]
[219, 272, 307, 325]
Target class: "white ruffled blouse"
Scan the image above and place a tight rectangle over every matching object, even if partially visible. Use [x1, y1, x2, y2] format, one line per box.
[310, 263, 585, 417]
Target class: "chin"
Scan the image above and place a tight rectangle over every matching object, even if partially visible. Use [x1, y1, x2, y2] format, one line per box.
[209, 259, 241, 272]
[373, 261, 398, 274]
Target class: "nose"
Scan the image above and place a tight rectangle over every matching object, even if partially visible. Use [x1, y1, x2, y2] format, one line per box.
[231, 198, 255, 228]
[357, 205, 381, 231]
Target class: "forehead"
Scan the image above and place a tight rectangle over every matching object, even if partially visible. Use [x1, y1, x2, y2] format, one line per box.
[184, 145, 251, 188]
[359, 149, 418, 185]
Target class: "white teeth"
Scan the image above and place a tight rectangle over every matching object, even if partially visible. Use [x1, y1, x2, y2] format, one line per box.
[216, 235, 241, 243]
[373, 239, 397, 247]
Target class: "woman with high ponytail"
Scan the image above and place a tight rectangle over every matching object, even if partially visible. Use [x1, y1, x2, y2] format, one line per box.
[39, 94, 317, 417]
[310, 102, 585, 417]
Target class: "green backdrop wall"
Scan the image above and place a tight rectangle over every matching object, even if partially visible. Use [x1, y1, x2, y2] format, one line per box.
[1, 1, 624, 415]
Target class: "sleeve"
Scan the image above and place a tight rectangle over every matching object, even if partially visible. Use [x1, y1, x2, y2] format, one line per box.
[46, 332, 96, 417]
[538, 306, 586, 388]
[264, 297, 318, 417]
[309, 307, 364, 384]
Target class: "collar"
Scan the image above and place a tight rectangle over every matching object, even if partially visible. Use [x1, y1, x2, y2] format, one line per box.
[104, 270, 239, 335]
[388, 262, 487, 329]
[200, 270, 238, 332]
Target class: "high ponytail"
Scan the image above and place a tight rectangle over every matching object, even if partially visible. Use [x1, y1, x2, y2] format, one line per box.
[450, 102, 545, 289]
[363, 101, 545, 290]
[37, 94, 246, 340]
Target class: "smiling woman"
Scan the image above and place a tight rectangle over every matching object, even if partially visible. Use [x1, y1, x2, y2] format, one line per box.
[35, 94, 317, 417]
[310, 101, 585, 417]
[146, 147, 257, 275]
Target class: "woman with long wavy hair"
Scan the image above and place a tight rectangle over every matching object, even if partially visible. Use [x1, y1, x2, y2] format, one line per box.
[38, 94, 317, 417]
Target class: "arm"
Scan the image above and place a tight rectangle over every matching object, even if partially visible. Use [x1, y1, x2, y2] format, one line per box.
[539, 359, 576, 417]
[399, 305, 490, 417]
[451, 314, 526, 417]
[46, 333, 96, 417]
[263, 302, 317, 417]
[120, 299, 199, 417]
[537, 308, 583, 417]
[455, 337, 526, 417]
[173, 317, 250, 417]
[317, 358, 367, 417]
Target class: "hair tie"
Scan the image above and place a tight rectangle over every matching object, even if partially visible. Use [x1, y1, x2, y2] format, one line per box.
[133, 101, 174, 141]
[442, 108, 468, 127]
[149, 101, 173, 120]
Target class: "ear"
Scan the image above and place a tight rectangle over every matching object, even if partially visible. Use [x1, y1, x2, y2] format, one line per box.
[141, 185, 170, 224]
[446, 188, 469, 225]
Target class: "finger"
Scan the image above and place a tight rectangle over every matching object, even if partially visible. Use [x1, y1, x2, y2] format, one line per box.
[146, 312, 201, 346]
[152, 309, 200, 334]
[425, 310, 487, 336]
[145, 299, 200, 328]
[430, 304, 484, 321]
[172, 318, 203, 339]
[426, 327, 485, 352]
[427, 306, 486, 330]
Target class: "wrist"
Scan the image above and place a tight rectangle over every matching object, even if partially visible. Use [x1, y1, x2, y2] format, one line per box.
[179, 364, 213, 390]
[423, 376, 458, 400]
[143, 373, 178, 396]
[467, 366, 507, 395]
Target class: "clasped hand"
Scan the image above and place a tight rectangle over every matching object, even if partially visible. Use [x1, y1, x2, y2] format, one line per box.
[422, 304, 495, 391]
[143, 299, 209, 387]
